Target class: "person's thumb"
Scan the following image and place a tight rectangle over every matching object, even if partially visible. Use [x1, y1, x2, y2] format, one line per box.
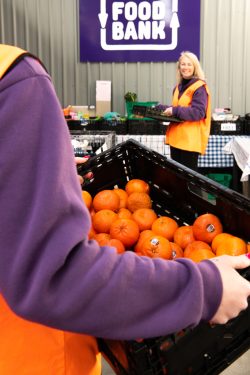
[231, 253, 250, 270]
[210, 254, 250, 270]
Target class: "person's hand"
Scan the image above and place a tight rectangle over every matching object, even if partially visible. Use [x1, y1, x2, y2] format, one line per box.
[209, 254, 250, 325]
[75, 157, 93, 185]
[163, 107, 173, 116]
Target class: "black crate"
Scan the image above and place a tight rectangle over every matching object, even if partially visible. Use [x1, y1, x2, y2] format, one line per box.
[78, 140, 250, 375]
[86, 118, 128, 134]
[210, 118, 245, 135]
[66, 119, 83, 131]
[128, 119, 167, 135]
[244, 115, 250, 135]
[100, 119, 128, 135]
[67, 117, 102, 132]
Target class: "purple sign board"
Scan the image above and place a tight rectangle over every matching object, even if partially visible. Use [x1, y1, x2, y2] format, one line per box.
[80, 0, 200, 62]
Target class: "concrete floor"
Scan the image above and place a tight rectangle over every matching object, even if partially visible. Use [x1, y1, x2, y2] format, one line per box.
[102, 357, 115, 375]
[220, 350, 250, 375]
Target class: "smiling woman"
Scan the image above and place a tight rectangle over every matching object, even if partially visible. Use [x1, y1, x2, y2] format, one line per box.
[163, 51, 211, 171]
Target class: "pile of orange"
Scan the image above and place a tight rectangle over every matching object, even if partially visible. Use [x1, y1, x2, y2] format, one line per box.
[81, 179, 248, 262]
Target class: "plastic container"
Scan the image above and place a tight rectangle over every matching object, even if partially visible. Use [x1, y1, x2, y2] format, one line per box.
[244, 114, 250, 135]
[78, 140, 250, 375]
[126, 101, 159, 120]
[210, 118, 245, 135]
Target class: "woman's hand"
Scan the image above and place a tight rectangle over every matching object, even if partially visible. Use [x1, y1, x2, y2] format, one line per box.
[75, 157, 93, 185]
[209, 254, 250, 324]
[163, 107, 173, 116]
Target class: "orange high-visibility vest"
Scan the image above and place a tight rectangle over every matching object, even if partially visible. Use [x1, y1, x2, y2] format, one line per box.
[166, 80, 211, 155]
[0, 44, 101, 375]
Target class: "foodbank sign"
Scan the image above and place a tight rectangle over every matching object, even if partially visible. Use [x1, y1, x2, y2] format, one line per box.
[80, 0, 201, 62]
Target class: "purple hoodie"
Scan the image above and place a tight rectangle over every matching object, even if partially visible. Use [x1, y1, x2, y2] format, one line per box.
[0, 56, 222, 340]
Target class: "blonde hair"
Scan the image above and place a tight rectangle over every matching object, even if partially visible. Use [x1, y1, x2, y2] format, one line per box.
[176, 51, 205, 84]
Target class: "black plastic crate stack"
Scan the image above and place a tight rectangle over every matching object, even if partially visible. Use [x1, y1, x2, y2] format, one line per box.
[66, 117, 103, 132]
[79, 139, 250, 375]
[66, 117, 128, 135]
[128, 119, 167, 135]
[210, 117, 245, 135]
[244, 114, 250, 135]
[99, 118, 128, 135]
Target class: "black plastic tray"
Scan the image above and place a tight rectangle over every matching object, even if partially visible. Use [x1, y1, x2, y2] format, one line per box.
[78, 139, 250, 375]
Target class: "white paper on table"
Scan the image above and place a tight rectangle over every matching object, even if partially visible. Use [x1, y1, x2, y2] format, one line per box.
[223, 137, 250, 181]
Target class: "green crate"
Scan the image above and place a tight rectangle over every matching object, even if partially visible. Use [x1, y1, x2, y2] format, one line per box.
[206, 173, 232, 200]
[125, 101, 159, 120]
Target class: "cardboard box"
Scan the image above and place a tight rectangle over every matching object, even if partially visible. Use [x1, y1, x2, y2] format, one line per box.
[96, 80, 111, 116]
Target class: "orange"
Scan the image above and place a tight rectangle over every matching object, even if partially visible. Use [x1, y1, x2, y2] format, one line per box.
[93, 233, 111, 246]
[247, 242, 250, 253]
[127, 192, 152, 212]
[117, 208, 132, 220]
[113, 188, 128, 209]
[169, 242, 184, 259]
[110, 218, 140, 248]
[192, 213, 223, 244]
[187, 248, 215, 263]
[132, 208, 157, 231]
[211, 232, 234, 252]
[216, 236, 247, 256]
[89, 207, 96, 218]
[125, 179, 150, 195]
[93, 235, 125, 254]
[134, 230, 155, 253]
[81, 190, 92, 210]
[173, 225, 195, 249]
[92, 190, 120, 212]
[151, 216, 179, 241]
[92, 209, 118, 233]
[88, 225, 97, 239]
[106, 239, 126, 254]
[139, 235, 172, 260]
[184, 241, 213, 258]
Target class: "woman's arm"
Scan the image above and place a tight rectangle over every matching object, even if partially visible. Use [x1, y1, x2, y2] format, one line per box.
[0, 57, 249, 341]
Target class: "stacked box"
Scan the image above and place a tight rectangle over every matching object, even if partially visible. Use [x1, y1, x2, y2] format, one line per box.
[210, 118, 245, 135]
[79, 140, 250, 375]
[244, 115, 250, 135]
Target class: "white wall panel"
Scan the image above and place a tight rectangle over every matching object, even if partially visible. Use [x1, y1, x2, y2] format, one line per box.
[0, 0, 249, 115]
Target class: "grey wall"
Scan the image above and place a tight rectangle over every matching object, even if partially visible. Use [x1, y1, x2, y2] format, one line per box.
[0, 0, 250, 116]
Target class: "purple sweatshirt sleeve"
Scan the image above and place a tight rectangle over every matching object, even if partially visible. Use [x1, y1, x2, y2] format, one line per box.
[172, 85, 208, 121]
[0, 57, 222, 340]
